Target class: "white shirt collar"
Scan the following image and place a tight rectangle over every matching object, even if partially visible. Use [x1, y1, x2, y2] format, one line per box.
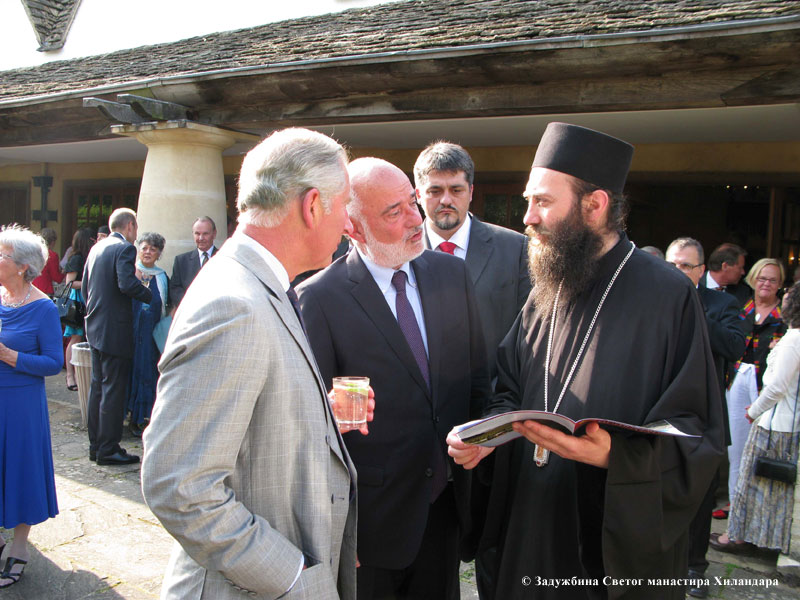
[197, 246, 214, 259]
[355, 246, 418, 293]
[706, 271, 723, 290]
[236, 231, 290, 292]
[424, 213, 472, 255]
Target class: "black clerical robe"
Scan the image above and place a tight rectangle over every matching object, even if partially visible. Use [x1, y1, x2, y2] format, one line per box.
[480, 234, 725, 600]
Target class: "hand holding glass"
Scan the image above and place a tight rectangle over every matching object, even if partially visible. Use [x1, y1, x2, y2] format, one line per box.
[331, 376, 370, 432]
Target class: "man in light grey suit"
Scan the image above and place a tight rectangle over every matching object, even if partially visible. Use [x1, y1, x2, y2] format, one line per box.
[142, 128, 358, 600]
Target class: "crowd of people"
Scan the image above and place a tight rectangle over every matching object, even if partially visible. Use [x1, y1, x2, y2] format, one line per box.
[0, 124, 799, 599]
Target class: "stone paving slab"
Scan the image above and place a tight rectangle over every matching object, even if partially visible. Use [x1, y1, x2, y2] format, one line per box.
[4, 372, 800, 598]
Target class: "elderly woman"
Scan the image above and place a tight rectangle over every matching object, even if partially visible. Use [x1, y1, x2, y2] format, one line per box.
[712, 281, 800, 554]
[0, 225, 63, 589]
[127, 232, 168, 437]
[63, 228, 93, 391]
[722, 257, 788, 517]
[31, 227, 64, 296]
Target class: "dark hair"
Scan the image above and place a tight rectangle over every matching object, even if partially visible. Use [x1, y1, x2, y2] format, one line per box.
[413, 141, 475, 186]
[98, 225, 110, 235]
[40, 227, 57, 246]
[570, 178, 629, 233]
[71, 228, 92, 258]
[783, 282, 800, 328]
[708, 243, 746, 272]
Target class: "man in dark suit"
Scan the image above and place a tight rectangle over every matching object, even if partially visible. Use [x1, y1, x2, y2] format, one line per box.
[699, 242, 751, 308]
[414, 141, 530, 598]
[168, 216, 218, 308]
[82, 208, 152, 465]
[414, 141, 530, 381]
[297, 157, 491, 600]
[666, 237, 745, 598]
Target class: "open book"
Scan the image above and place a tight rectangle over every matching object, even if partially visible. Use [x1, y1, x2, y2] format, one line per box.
[454, 410, 698, 448]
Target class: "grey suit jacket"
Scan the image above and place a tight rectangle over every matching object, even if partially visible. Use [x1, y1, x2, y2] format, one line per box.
[141, 234, 357, 600]
[425, 216, 531, 378]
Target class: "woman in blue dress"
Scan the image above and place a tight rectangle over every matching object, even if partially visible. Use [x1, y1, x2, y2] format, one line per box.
[63, 228, 93, 391]
[127, 232, 168, 437]
[0, 225, 63, 589]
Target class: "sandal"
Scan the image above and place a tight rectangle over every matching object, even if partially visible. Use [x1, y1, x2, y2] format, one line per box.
[66, 376, 78, 391]
[0, 556, 27, 588]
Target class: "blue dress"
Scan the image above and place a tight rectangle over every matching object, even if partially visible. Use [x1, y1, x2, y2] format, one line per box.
[0, 298, 62, 528]
[127, 276, 163, 427]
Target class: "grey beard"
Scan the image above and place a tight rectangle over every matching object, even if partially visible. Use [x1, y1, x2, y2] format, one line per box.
[528, 219, 604, 315]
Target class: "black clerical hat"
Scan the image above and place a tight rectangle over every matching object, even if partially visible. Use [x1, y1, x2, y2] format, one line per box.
[532, 123, 634, 195]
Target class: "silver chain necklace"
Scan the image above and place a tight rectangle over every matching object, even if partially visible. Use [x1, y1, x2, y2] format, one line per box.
[534, 241, 635, 467]
[1, 283, 33, 309]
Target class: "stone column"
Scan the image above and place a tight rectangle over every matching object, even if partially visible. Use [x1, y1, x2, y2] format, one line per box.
[111, 121, 259, 277]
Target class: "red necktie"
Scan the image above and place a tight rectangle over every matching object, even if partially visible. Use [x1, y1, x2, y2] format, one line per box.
[437, 241, 457, 255]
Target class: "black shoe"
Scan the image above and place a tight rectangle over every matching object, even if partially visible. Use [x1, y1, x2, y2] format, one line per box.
[89, 452, 96, 462]
[687, 570, 708, 598]
[96, 450, 140, 466]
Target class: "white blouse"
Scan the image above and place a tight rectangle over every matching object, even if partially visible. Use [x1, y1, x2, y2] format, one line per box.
[748, 328, 800, 432]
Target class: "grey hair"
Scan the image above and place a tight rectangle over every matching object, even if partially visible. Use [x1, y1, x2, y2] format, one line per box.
[0, 224, 49, 282]
[109, 207, 137, 231]
[137, 232, 166, 253]
[666, 237, 704, 264]
[193, 216, 216, 231]
[237, 128, 348, 228]
[413, 141, 475, 186]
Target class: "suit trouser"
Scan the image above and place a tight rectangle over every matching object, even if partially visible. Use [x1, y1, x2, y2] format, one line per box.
[356, 484, 459, 600]
[688, 470, 719, 573]
[88, 347, 131, 459]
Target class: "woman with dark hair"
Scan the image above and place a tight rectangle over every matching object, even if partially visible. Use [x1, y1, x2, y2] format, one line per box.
[0, 225, 62, 589]
[31, 227, 64, 296]
[63, 228, 93, 391]
[712, 281, 800, 554]
[127, 232, 168, 437]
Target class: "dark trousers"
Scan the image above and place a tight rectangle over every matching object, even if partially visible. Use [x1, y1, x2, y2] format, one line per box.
[688, 470, 719, 573]
[88, 347, 131, 459]
[357, 485, 460, 600]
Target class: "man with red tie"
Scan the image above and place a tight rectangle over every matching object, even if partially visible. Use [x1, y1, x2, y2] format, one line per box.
[415, 142, 531, 597]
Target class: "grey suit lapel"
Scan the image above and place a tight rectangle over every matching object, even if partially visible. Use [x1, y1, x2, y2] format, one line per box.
[347, 251, 431, 399]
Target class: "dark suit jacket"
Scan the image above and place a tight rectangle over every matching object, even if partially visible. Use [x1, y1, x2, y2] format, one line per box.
[697, 285, 746, 445]
[297, 249, 491, 570]
[169, 246, 218, 307]
[82, 232, 152, 358]
[425, 216, 531, 379]
[699, 274, 751, 309]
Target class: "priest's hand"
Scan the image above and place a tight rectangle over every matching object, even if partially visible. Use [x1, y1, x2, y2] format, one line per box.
[512, 420, 611, 469]
[446, 429, 495, 469]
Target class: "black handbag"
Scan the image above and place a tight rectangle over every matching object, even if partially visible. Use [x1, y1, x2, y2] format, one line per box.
[55, 283, 85, 329]
[753, 375, 800, 485]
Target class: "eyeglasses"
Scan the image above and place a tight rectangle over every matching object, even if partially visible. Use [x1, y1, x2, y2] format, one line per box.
[756, 276, 780, 286]
[0, 252, 15, 262]
[668, 261, 703, 272]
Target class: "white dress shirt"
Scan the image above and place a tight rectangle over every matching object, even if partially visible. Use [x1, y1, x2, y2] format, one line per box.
[424, 214, 472, 260]
[356, 246, 429, 357]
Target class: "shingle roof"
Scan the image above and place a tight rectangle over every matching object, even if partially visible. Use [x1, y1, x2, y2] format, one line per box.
[20, 0, 82, 52]
[2, 0, 799, 102]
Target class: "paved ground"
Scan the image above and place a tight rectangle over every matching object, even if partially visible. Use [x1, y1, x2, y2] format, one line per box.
[0, 371, 799, 598]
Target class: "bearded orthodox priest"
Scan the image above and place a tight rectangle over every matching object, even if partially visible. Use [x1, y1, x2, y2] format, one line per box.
[448, 123, 724, 600]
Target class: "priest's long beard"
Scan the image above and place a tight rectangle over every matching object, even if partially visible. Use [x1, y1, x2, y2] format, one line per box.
[526, 202, 604, 314]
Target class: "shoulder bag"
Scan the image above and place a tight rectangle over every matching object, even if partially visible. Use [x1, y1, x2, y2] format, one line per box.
[753, 373, 800, 485]
[55, 283, 85, 329]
